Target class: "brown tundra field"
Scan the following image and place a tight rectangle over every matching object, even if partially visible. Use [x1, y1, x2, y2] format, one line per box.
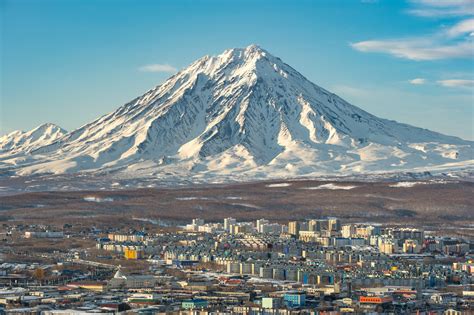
[0, 179, 472, 235]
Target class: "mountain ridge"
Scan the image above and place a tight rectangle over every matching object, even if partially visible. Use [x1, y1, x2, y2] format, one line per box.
[0, 123, 67, 155]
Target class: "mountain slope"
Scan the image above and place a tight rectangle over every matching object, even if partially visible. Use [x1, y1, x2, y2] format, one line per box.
[1, 45, 472, 180]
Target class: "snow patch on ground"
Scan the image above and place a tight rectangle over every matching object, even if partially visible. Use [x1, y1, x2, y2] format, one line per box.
[83, 196, 114, 202]
[389, 182, 425, 188]
[389, 180, 453, 188]
[266, 183, 291, 188]
[176, 197, 210, 201]
[304, 183, 356, 190]
[230, 203, 261, 209]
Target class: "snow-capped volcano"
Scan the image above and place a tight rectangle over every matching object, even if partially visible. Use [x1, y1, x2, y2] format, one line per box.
[1, 45, 472, 180]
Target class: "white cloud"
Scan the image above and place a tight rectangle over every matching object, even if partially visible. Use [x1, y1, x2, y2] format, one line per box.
[352, 1, 474, 61]
[445, 18, 474, 37]
[139, 64, 177, 73]
[410, 78, 426, 85]
[411, 0, 473, 5]
[437, 79, 474, 88]
[407, 0, 474, 17]
[351, 39, 473, 61]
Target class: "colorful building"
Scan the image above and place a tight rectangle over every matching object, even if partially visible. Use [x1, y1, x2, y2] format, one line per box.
[283, 291, 306, 308]
[182, 298, 208, 309]
[359, 296, 393, 304]
[124, 248, 144, 260]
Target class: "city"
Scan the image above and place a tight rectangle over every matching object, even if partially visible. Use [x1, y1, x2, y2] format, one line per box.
[0, 215, 472, 314]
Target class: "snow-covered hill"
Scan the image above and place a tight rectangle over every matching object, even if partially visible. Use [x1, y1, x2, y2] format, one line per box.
[1, 45, 472, 181]
[0, 123, 67, 155]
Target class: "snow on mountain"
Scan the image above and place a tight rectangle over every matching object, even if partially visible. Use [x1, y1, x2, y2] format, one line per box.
[1, 45, 472, 180]
[0, 123, 67, 155]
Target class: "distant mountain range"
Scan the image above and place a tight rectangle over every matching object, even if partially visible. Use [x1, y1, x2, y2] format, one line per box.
[1, 45, 472, 183]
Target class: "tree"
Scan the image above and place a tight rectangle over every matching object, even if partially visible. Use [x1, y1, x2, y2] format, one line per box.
[33, 268, 45, 282]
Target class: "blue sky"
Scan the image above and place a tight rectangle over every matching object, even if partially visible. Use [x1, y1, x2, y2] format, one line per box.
[1, 0, 473, 139]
